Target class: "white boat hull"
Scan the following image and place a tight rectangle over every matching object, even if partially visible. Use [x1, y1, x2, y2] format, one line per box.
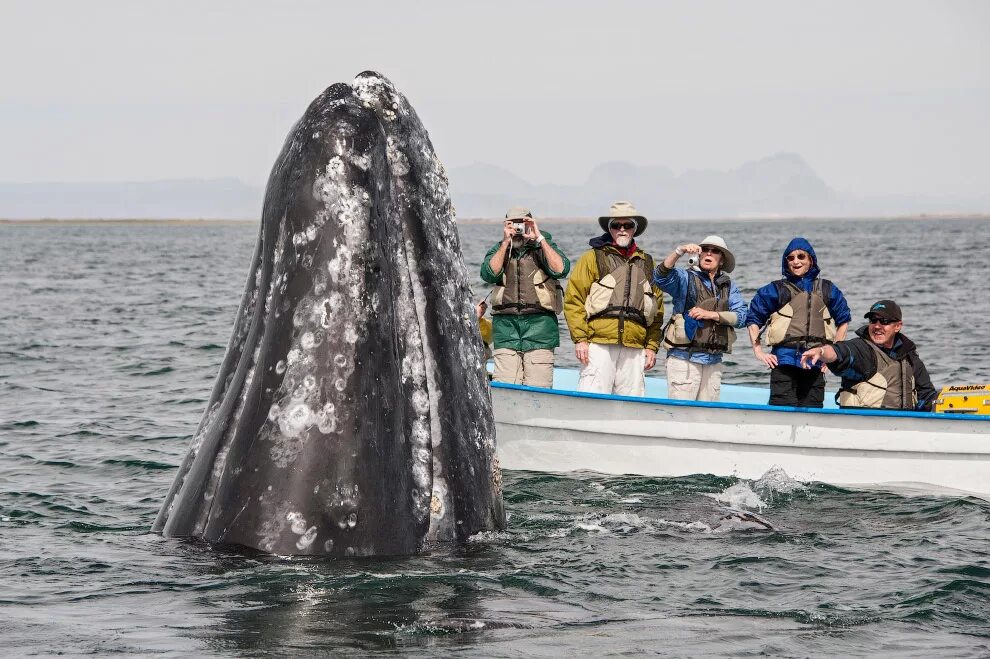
[492, 371, 990, 500]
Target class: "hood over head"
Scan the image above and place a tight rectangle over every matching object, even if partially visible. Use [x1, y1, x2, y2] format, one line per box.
[781, 237, 820, 281]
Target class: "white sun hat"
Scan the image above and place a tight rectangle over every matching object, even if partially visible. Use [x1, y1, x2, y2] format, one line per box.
[598, 200, 648, 237]
[698, 235, 736, 273]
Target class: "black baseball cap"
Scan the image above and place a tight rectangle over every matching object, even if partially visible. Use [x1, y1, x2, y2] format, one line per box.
[864, 300, 902, 322]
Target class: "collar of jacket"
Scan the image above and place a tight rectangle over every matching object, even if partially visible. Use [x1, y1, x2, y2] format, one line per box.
[690, 268, 730, 288]
[854, 324, 916, 358]
[783, 272, 819, 290]
[589, 232, 639, 258]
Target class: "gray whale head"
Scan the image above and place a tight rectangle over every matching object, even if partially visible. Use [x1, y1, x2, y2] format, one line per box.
[152, 72, 505, 556]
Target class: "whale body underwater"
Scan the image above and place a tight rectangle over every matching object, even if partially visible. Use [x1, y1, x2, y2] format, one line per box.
[152, 72, 505, 556]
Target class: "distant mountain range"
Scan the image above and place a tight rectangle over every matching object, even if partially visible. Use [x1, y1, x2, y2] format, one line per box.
[2, 154, 987, 219]
[449, 153, 839, 218]
[448, 154, 990, 219]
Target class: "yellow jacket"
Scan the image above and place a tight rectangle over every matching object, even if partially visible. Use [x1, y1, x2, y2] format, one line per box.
[564, 245, 664, 351]
[477, 316, 494, 361]
[479, 317, 494, 347]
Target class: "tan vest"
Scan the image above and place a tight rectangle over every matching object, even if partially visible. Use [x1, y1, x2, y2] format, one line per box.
[765, 279, 836, 348]
[838, 342, 917, 409]
[663, 272, 735, 354]
[584, 249, 658, 328]
[491, 250, 563, 316]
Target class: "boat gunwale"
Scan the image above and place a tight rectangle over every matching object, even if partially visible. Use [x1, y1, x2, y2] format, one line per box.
[490, 381, 990, 423]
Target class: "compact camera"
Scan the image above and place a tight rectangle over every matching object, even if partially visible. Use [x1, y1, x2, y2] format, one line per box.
[685, 252, 700, 267]
[512, 222, 525, 235]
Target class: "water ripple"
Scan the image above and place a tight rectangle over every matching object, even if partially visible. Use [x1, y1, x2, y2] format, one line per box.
[0, 221, 988, 655]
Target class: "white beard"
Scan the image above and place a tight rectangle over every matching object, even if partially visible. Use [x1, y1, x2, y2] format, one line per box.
[615, 235, 632, 248]
[511, 236, 525, 249]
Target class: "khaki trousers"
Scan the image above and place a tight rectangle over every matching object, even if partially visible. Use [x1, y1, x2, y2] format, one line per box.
[493, 348, 555, 388]
[665, 355, 723, 401]
[577, 343, 645, 396]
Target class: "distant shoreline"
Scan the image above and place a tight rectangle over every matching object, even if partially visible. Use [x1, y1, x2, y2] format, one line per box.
[2, 213, 988, 226]
[456, 213, 990, 224]
[0, 218, 258, 225]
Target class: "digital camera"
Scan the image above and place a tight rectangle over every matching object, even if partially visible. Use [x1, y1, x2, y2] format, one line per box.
[512, 222, 525, 235]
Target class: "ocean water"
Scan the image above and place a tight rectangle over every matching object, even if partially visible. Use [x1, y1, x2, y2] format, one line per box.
[1, 218, 988, 656]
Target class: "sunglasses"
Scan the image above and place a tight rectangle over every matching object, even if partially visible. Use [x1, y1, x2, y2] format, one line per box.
[701, 246, 722, 256]
[609, 222, 636, 231]
[867, 317, 898, 326]
[786, 253, 809, 262]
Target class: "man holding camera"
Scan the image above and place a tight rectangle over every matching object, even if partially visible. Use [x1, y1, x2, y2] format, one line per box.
[480, 207, 570, 388]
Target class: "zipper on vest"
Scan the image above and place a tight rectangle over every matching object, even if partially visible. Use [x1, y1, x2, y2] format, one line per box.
[706, 282, 720, 352]
[901, 360, 910, 408]
[621, 259, 636, 343]
[515, 251, 522, 310]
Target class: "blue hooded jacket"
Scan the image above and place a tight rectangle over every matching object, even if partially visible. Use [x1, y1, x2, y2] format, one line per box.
[746, 237, 852, 369]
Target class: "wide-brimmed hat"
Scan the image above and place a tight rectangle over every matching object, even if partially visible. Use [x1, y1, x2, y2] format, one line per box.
[698, 235, 736, 273]
[864, 299, 902, 322]
[598, 201, 647, 237]
[505, 206, 533, 221]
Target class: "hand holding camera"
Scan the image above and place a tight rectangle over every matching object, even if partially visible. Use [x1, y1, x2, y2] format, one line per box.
[503, 218, 540, 243]
[524, 218, 540, 241]
[677, 243, 702, 267]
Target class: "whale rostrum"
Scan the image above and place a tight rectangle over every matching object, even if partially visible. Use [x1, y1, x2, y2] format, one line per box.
[152, 72, 505, 556]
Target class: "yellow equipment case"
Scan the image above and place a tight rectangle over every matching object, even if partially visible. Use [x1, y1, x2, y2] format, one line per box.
[934, 384, 990, 415]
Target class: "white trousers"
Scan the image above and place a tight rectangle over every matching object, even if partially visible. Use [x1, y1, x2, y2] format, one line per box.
[665, 355, 723, 401]
[578, 343, 645, 396]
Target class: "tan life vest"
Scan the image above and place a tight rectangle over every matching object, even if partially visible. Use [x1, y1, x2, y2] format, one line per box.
[838, 342, 917, 409]
[491, 249, 563, 316]
[662, 272, 735, 354]
[584, 249, 658, 329]
[765, 279, 836, 348]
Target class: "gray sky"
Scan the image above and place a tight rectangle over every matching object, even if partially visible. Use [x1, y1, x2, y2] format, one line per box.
[2, 1, 988, 196]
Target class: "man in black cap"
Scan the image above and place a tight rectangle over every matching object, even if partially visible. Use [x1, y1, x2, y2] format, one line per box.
[800, 300, 937, 410]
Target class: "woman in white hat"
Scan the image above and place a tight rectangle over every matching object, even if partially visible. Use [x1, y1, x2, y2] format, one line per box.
[653, 235, 748, 401]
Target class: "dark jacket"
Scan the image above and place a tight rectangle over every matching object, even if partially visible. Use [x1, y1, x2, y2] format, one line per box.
[828, 325, 937, 411]
[747, 237, 852, 368]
